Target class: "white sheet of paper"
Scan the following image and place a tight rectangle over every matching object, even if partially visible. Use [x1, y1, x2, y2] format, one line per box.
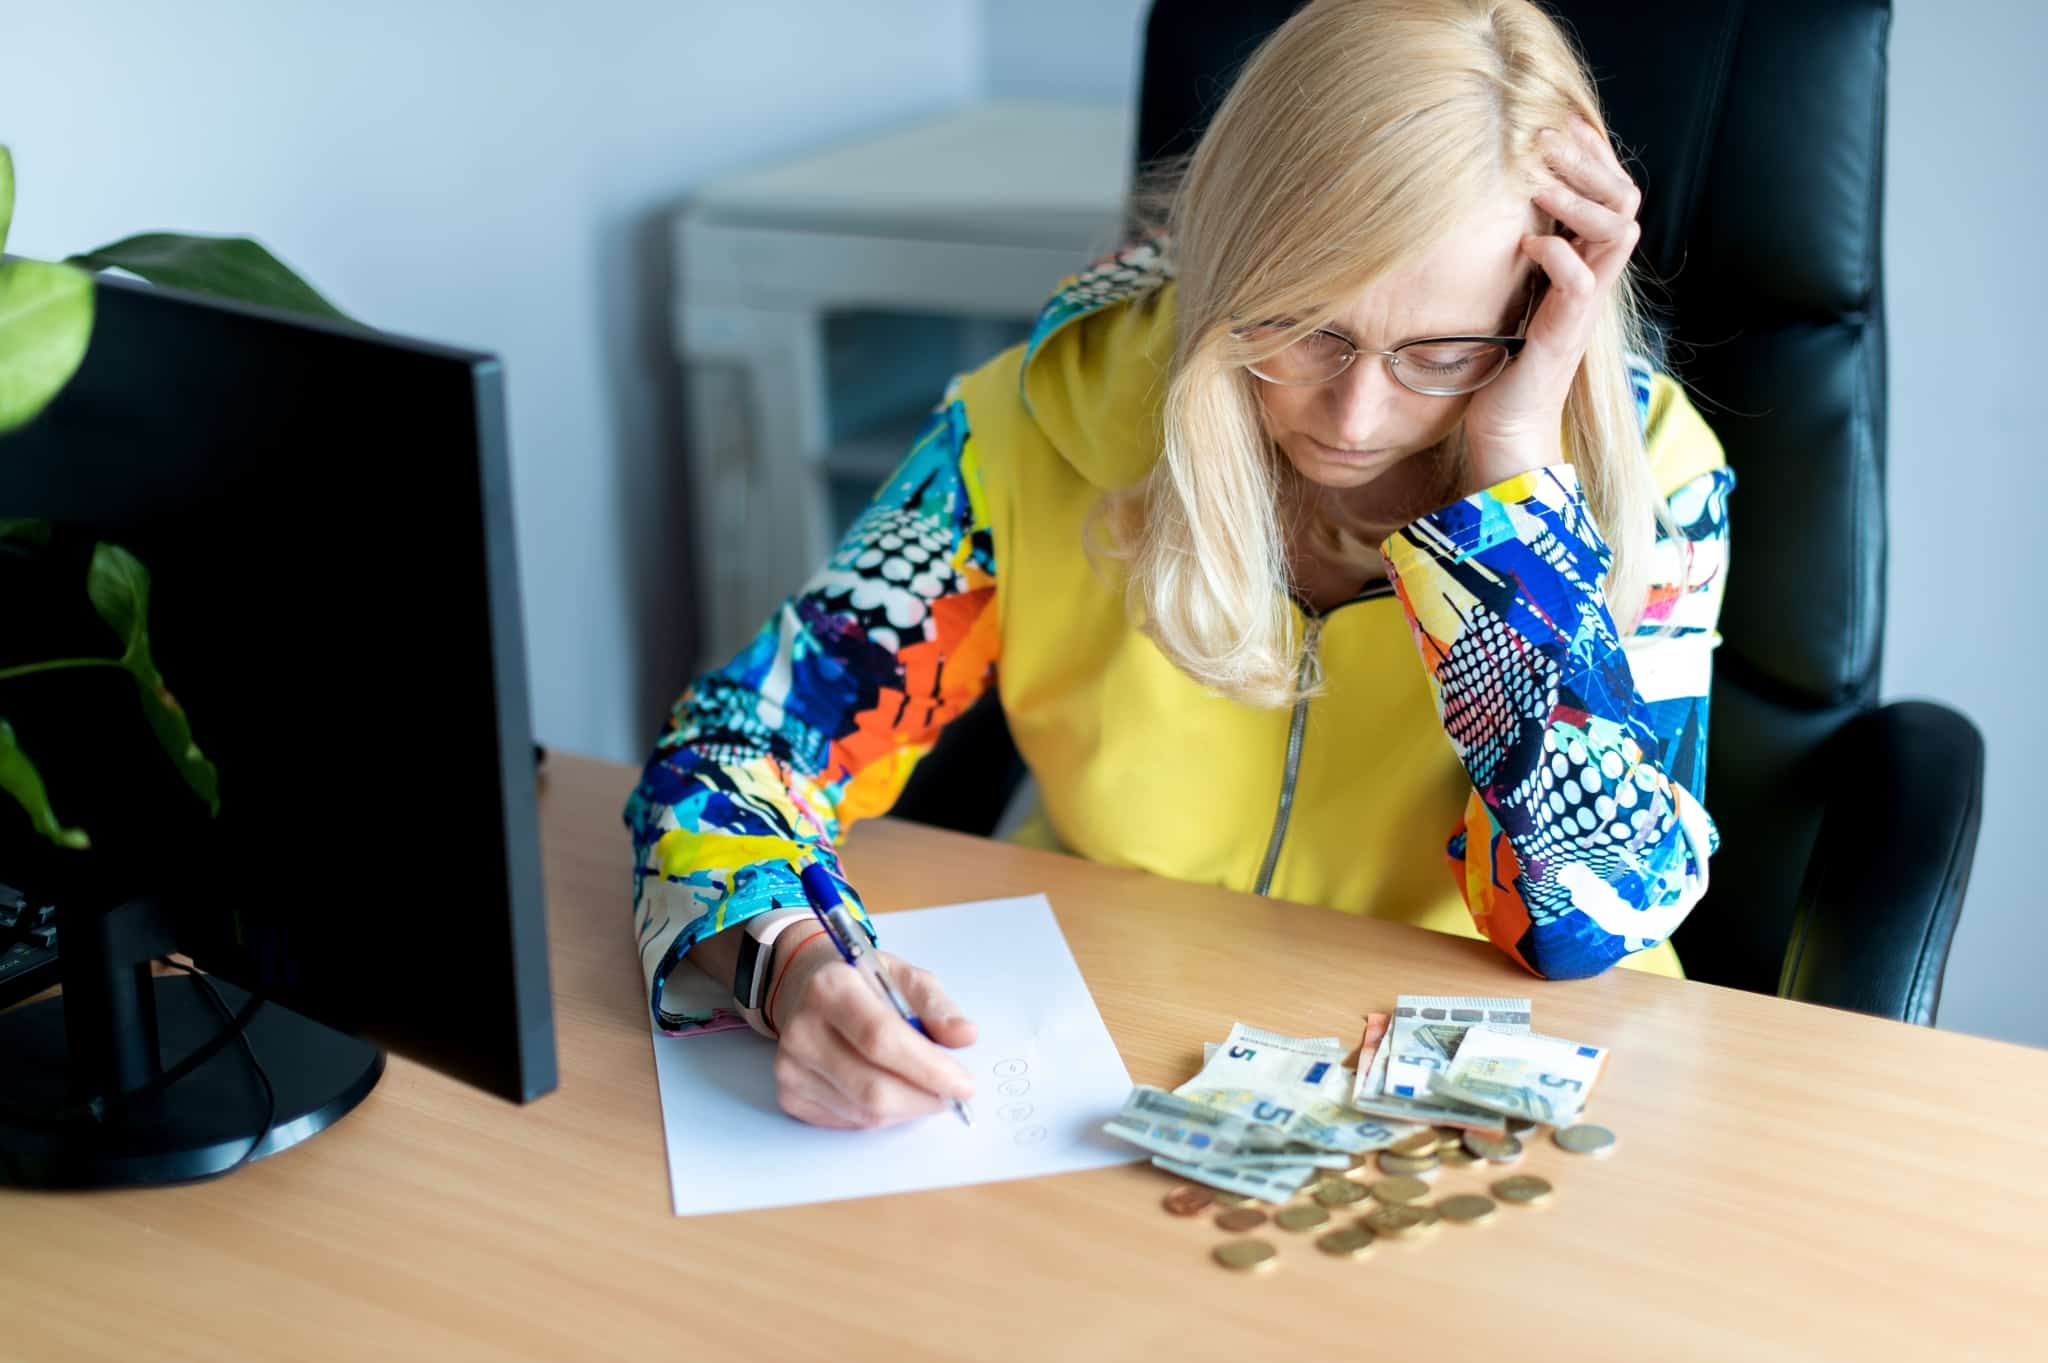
[649, 893, 1139, 1217]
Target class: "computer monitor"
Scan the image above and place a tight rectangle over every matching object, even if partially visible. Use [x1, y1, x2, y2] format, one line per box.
[0, 271, 556, 1188]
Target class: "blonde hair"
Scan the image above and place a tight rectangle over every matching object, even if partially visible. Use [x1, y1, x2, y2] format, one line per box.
[1098, 0, 1672, 708]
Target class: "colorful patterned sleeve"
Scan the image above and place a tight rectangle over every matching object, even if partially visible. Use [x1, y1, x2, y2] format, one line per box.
[622, 384, 999, 1032]
[1380, 366, 1735, 979]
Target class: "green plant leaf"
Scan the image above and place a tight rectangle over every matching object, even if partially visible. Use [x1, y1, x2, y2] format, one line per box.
[0, 716, 91, 850]
[0, 517, 50, 547]
[67, 232, 355, 326]
[85, 542, 221, 816]
[0, 256, 94, 436]
[0, 145, 15, 256]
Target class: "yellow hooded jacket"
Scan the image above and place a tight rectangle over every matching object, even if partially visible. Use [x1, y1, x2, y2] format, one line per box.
[627, 243, 1733, 1030]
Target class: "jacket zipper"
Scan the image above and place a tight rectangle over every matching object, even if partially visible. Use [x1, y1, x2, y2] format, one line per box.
[1252, 578, 1396, 896]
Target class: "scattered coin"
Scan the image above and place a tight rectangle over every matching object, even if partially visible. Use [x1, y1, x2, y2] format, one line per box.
[1215, 1207, 1269, 1232]
[1389, 1130, 1440, 1158]
[1362, 1203, 1437, 1238]
[1275, 1203, 1331, 1232]
[1214, 1191, 1257, 1207]
[1214, 1239, 1279, 1273]
[1163, 1185, 1216, 1217]
[1315, 1225, 1377, 1258]
[1377, 1152, 1441, 1178]
[1437, 1194, 1497, 1225]
[1491, 1175, 1554, 1205]
[1554, 1123, 1616, 1157]
[1508, 1117, 1540, 1138]
[1439, 1146, 1479, 1167]
[1462, 1130, 1522, 1162]
[1371, 1175, 1430, 1204]
[1314, 1177, 1369, 1207]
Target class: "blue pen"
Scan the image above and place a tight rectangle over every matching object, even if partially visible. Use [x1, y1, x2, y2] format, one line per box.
[796, 860, 974, 1127]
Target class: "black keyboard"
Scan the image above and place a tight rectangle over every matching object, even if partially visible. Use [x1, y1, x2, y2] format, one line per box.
[0, 881, 61, 1010]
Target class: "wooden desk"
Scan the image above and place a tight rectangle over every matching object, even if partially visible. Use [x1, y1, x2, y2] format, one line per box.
[7, 753, 2047, 1361]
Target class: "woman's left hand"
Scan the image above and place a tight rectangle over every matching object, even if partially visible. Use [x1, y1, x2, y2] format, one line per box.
[1461, 112, 1644, 491]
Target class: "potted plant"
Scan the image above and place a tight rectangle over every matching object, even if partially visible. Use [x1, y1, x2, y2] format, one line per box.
[0, 143, 355, 852]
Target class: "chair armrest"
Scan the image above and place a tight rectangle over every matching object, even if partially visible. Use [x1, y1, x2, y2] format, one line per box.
[1777, 700, 1985, 1025]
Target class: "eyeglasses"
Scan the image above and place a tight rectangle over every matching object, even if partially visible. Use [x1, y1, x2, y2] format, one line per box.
[1236, 277, 1541, 396]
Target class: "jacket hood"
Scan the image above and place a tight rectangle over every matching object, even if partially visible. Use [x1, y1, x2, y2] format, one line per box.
[1016, 238, 1179, 492]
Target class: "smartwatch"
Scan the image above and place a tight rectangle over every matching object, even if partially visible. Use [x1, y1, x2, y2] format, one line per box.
[732, 908, 819, 1036]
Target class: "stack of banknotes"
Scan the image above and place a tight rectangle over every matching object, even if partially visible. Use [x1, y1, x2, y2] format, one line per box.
[1101, 996, 1612, 1202]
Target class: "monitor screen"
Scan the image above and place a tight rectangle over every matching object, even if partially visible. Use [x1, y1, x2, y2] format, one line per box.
[0, 273, 556, 1104]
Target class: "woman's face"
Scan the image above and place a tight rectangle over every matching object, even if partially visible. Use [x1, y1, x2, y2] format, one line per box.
[1255, 183, 1549, 510]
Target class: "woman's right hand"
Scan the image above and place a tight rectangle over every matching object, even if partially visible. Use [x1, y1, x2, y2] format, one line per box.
[766, 932, 979, 1129]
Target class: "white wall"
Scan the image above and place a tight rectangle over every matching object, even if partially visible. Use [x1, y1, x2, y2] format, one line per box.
[1881, 0, 2047, 1049]
[982, 0, 1150, 104]
[1, 0, 979, 765]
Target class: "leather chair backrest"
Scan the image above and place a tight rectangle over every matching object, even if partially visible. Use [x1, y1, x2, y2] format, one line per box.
[1132, 0, 1894, 993]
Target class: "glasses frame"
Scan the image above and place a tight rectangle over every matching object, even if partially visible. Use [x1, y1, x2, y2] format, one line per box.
[1239, 276, 1543, 397]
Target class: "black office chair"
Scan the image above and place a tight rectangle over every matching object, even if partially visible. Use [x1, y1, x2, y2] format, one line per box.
[894, 0, 1984, 1026]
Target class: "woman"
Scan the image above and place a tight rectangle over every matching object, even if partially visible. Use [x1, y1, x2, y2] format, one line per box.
[626, 0, 1732, 1131]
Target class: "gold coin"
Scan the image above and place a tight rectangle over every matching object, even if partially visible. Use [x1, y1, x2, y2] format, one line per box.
[1462, 1130, 1522, 1163]
[1314, 1177, 1369, 1207]
[1437, 1194, 1497, 1224]
[1215, 1207, 1268, 1232]
[1554, 1123, 1616, 1157]
[1213, 1239, 1279, 1273]
[1362, 1203, 1432, 1237]
[1377, 1152, 1441, 1178]
[1275, 1203, 1331, 1232]
[1315, 1225, 1377, 1258]
[1434, 1124, 1468, 1144]
[1214, 1190, 1256, 1207]
[1371, 1175, 1430, 1204]
[1439, 1146, 1478, 1166]
[1491, 1175, 1554, 1204]
[1389, 1130, 1440, 1158]
[1163, 1184, 1216, 1217]
[1508, 1118, 1540, 1137]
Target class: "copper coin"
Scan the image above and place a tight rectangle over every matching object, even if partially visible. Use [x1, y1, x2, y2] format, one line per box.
[1163, 1184, 1217, 1217]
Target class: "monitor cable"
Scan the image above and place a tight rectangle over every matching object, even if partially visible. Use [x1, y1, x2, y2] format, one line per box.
[0, 958, 276, 1177]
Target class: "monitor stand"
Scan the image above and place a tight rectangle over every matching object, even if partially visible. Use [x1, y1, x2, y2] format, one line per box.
[0, 893, 383, 1189]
